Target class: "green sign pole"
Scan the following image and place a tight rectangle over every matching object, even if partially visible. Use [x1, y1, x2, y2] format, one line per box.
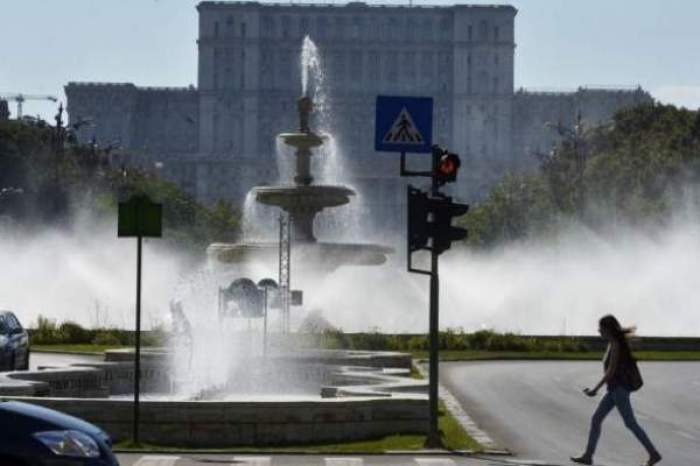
[133, 234, 142, 444]
[118, 194, 162, 445]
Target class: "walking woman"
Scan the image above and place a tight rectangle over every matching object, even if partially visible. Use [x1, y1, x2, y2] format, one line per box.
[571, 315, 662, 465]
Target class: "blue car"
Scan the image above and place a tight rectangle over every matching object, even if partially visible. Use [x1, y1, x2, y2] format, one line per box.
[0, 400, 119, 466]
[0, 310, 30, 371]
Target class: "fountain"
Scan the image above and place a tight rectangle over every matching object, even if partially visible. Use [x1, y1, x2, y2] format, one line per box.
[207, 40, 391, 273]
[0, 38, 428, 448]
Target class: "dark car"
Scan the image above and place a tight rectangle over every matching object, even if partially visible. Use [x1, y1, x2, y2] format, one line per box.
[0, 400, 119, 466]
[0, 310, 30, 371]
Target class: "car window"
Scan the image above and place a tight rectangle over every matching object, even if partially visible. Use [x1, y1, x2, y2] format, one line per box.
[0, 315, 7, 333]
[8, 313, 22, 331]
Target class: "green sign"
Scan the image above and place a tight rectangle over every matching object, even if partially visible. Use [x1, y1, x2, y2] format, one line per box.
[118, 195, 162, 238]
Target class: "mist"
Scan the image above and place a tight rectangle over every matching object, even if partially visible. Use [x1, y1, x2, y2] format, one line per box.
[303, 213, 700, 337]
[1, 204, 699, 337]
[0, 215, 188, 330]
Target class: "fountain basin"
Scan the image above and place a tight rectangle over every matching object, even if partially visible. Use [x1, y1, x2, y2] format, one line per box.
[254, 185, 354, 210]
[278, 131, 325, 149]
[0, 349, 427, 447]
[208, 241, 393, 271]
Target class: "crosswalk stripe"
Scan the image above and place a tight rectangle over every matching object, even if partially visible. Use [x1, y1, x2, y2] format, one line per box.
[414, 459, 456, 466]
[232, 457, 272, 465]
[324, 458, 364, 466]
[132, 456, 180, 466]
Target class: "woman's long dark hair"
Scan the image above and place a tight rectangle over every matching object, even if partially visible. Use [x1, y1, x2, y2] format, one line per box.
[599, 314, 636, 343]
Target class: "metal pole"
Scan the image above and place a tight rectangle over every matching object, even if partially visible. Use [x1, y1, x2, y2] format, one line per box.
[426, 149, 442, 448]
[133, 235, 142, 444]
[426, 248, 440, 447]
[263, 288, 268, 358]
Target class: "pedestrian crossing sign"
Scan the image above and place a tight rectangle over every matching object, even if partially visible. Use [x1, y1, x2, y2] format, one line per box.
[375, 95, 433, 153]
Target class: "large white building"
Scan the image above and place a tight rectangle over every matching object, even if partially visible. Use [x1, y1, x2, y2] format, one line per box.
[65, 1, 651, 232]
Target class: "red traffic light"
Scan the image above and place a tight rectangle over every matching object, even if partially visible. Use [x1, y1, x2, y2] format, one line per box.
[438, 153, 460, 176]
[434, 150, 461, 185]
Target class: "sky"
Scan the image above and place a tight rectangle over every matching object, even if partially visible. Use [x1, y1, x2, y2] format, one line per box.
[1, 0, 699, 121]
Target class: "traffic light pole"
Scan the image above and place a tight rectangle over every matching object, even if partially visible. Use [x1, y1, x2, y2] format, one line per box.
[425, 150, 441, 448]
[403, 149, 443, 447]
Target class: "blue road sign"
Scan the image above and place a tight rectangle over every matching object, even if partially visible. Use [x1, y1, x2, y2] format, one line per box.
[375, 95, 433, 153]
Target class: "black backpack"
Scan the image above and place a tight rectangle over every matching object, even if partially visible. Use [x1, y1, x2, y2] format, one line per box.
[622, 347, 644, 392]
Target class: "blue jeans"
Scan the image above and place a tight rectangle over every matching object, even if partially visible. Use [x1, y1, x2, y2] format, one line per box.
[585, 386, 658, 457]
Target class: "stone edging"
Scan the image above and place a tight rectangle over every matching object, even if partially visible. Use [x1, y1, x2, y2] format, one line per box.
[416, 361, 508, 454]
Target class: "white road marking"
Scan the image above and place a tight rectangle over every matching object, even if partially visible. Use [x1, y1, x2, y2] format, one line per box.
[232, 457, 272, 465]
[325, 458, 364, 466]
[133, 456, 180, 466]
[414, 459, 456, 465]
[674, 430, 697, 440]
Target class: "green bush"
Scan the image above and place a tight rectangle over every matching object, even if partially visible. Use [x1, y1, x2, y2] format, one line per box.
[91, 330, 122, 346]
[58, 321, 92, 344]
[31, 315, 61, 344]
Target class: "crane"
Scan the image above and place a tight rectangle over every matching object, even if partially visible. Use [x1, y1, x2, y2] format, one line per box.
[0, 93, 58, 119]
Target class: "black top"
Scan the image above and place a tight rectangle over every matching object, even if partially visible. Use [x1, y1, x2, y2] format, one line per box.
[603, 340, 633, 390]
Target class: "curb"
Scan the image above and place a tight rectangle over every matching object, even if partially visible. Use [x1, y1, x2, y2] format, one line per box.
[416, 362, 510, 455]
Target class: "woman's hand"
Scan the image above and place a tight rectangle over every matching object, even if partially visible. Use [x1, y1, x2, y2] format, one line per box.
[583, 387, 598, 397]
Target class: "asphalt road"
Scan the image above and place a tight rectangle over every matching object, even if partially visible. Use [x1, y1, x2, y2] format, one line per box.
[441, 361, 700, 466]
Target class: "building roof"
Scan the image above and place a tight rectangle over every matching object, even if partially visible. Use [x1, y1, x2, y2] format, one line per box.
[197, 1, 516, 11]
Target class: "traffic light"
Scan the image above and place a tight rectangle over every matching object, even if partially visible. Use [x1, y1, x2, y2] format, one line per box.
[432, 146, 461, 186]
[407, 185, 430, 252]
[431, 197, 469, 255]
[408, 186, 469, 255]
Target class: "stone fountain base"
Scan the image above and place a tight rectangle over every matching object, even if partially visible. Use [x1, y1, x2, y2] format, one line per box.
[0, 349, 427, 447]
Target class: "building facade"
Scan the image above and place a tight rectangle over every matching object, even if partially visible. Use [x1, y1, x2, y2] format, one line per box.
[65, 1, 652, 233]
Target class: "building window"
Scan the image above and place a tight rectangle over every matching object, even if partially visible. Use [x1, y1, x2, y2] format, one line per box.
[282, 16, 291, 38]
[404, 51, 416, 79]
[386, 52, 398, 82]
[389, 18, 400, 41]
[241, 22, 247, 38]
[467, 25, 473, 41]
[214, 21, 219, 38]
[406, 18, 417, 41]
[350, 51, 362, 81]
[262, 16, 275, 37]
[369, 51, 380, 80]
[317, 16, 328, 38]
[300, 16, 310, 37]
[439, 17, 450, 41]
[335, 16, 346, 39]
[493, 77, 499, 94]
[494, 53, 499, 66]
[494, 26, 500, 41]
[479, 20, 488, 41]
[421, 51, 433, 78]
[422, 18, 432, 41]
[351, 16, 363, 39]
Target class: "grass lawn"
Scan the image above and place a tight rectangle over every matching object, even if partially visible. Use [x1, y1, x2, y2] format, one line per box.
[411, 350, 700, 361]
[114, 400, 480, 453]
[31, 344, 129, 354]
